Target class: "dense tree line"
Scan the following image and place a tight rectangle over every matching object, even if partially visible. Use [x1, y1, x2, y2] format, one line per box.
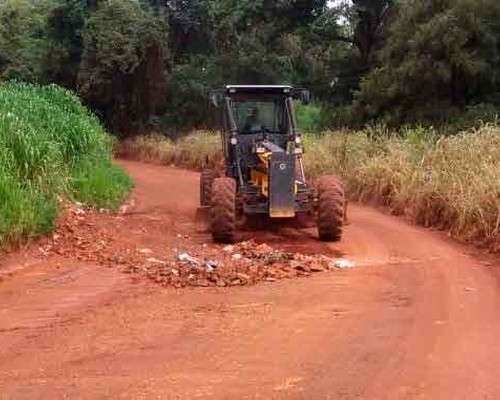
[352, 0, 500, 128]
[1, 0, 499, 136]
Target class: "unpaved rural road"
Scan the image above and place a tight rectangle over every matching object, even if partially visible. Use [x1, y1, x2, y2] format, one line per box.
[1, 160, 500, 399]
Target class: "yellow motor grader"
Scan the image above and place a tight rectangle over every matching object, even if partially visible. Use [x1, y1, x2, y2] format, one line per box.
[199, 85, 345, 243]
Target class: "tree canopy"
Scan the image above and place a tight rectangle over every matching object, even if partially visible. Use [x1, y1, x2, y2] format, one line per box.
[2, 0, 500, 134]
[353, 0, 500, 126]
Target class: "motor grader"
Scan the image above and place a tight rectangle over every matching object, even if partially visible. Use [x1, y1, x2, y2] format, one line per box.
[199, 85, 345, 243]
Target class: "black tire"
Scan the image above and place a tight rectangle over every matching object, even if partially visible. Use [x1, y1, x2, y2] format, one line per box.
[316, 176, 345, 242]
[200, 169, 216, 206]
[210, 177, 236, 243]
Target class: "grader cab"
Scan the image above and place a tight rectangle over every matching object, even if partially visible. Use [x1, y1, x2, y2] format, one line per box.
[200, 85, 345, 243]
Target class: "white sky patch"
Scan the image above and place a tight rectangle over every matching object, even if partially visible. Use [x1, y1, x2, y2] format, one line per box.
[327, 0, 351, 7]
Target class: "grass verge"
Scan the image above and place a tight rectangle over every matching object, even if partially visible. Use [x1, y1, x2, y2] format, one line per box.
[0, 82, 133, 246]
[117, 125, 500, 251]
[306, 125, 500, 250]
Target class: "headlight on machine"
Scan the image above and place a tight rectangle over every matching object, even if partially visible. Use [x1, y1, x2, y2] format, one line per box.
[230, 137, 238, 145]
[295, 136, 302, 144]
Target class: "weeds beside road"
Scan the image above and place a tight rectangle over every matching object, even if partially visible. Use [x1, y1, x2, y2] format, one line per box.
[118, 125, 500, 251]
[116, 132, 222, 170]
[0, 82, 132, 246]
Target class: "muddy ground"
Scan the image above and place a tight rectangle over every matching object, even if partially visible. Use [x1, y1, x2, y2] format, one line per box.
[1, 160, 500, 399]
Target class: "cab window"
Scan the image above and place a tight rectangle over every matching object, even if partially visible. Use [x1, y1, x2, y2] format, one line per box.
[232, 100, 288, 134]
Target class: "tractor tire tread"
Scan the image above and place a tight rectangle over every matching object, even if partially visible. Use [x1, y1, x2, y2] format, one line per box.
[210, 177, 236, 243]
[317, 175, 345, 242]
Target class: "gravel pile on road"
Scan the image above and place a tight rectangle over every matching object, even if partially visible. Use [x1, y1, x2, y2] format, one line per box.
[38, 202, 144, 268]
[125, 241, 346, 288]
[38, 202, 352, 288]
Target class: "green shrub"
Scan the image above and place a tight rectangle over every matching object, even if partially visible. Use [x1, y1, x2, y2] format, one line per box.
[71, 157, 134, 209]
[0, 174, 57, 244]
[0, 82, 132, 246]
[295, 101, 324, 133]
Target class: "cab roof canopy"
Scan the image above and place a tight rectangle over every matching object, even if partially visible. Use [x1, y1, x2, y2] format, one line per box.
[224, 85, 293, 96]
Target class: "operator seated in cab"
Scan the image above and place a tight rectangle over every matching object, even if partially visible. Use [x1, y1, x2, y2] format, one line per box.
[243, 106, 265, 133]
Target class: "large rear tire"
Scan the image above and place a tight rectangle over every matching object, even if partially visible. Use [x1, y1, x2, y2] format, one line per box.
[200, 169, 216, 206]
[210, 177, 236, 243]
[316, 176, 345, 242]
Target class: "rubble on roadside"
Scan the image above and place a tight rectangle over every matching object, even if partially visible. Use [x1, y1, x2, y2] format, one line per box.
[37, 201, 355, 289]
[123, 239, 353, 288]
[37, 201, 144, 267]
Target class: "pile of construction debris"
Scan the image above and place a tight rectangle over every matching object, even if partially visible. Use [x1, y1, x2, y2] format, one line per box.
[37, 201, 355, 288]
[125, 240, 356, 288]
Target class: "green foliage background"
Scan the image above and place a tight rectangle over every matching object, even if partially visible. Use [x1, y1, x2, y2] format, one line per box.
[1, 0, 500, 134]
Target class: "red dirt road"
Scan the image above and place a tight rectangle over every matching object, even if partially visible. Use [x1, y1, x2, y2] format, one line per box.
[2, 160, 500, 399]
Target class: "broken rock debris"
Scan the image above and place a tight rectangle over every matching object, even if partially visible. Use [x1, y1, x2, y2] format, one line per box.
[36, 202, 355, 289]
[127, 240, 355, 288]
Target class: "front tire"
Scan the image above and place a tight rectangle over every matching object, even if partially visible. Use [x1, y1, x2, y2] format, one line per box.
[316, 176, 345, 241]
[210, 177, 236, 243]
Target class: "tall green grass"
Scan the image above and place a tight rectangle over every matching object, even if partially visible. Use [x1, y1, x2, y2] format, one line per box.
[118, 125, 500, 250]
[0, 82, 132, 245]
